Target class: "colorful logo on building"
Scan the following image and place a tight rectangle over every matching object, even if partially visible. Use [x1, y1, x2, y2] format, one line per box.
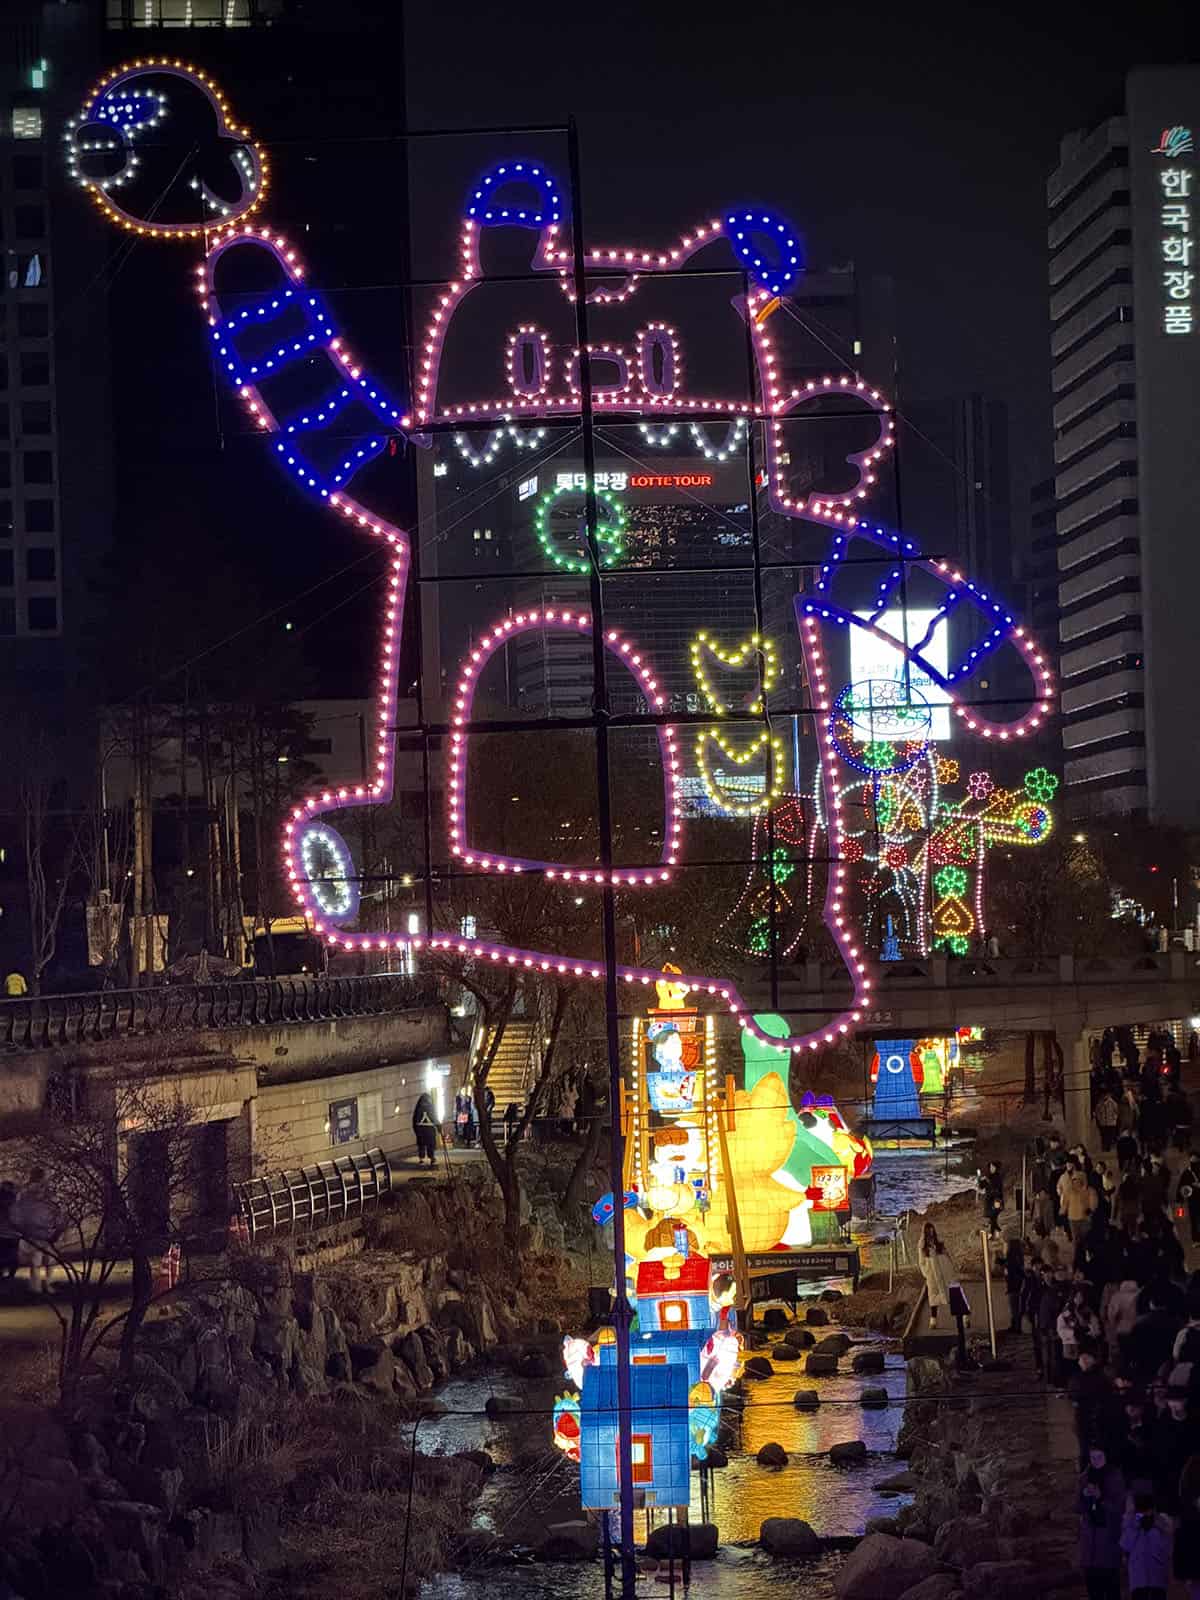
[1152, 126, 1194, 157]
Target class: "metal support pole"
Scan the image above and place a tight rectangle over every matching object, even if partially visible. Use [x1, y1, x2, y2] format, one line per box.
[979, 1228, 997, 1360]
[567, 117, 636, 1600]
[1020, 1152, 1027, 1242]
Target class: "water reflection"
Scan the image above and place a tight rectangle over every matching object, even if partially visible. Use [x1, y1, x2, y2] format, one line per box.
[425, 1547, 848, 1600]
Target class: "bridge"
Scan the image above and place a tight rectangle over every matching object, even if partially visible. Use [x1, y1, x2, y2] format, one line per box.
[737, 948, 1200, 1143]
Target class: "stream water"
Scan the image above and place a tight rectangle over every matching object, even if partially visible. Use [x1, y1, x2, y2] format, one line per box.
[419, 1149, 976, 1600]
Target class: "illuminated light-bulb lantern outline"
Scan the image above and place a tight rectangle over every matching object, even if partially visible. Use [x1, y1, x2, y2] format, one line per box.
[532, 480, 626, 574]
[64, 60, 266, 238]
[73, 60, 1055, 1057]
[298, 822, 360, 926]
[690, 629, 782, 817]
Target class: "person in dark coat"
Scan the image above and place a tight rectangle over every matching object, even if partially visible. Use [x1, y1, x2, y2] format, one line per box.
[1003, 1236, 1026, 1333]
[1078, 1447, 1127, 1600]
[411, 1091, 439, 1166]
[1176, 1153, 1200, 1247]
[1070, 1342, 1119, 1466]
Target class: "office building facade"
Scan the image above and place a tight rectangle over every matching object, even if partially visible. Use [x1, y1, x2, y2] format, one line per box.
[1049, 66, 1200, 820]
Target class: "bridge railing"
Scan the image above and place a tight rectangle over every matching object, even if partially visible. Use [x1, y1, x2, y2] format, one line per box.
[233, 1147, 394, 1241]
[0, 973, 439, 1051]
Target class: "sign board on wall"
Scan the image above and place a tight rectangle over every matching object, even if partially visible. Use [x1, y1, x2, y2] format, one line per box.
[329, 1096, 358, 1145]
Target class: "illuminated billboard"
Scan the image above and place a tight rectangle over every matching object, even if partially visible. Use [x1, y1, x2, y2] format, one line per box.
[851, 607, 951, 740]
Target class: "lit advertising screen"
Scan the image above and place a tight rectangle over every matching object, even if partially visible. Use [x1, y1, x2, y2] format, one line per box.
[850, 607, 951, 740]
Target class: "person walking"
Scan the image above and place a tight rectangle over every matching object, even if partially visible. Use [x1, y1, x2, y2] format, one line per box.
[1094, 1089, 1120, 1153]
[411, 1090, 439, 1167]
[503, 1102, 520, 1145]
[918, 1222, 954, 1326]
[1176, 1454, 1200, 1600]
[10, 1169, 59, 1295]
[979, 1161, 1004, 1237]
[1003, 1235, 1026, 1333]
[1079, 1445, 1127, 1600]
[1121, 1493, 1173, 1600]
[1176, 1153, 1200, 1246]
[1024, 1261, 1048, 1374]
[464, 1093, 478, 1147]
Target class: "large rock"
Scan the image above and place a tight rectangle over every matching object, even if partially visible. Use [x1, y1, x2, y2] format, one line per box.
[395, 1330, 434, 1390]
[772, 1344, 801, 1362]
[860, 1387, 890, 1409]
[760, 1517, 821, 1557]
[875, 1469, 918, 1492]
[793, 1389, 821, 1409]
[757, 1442, 788, 1467]
[866, 1516, 900, 1536]
[933, 1514, 1002, 1569]
[805, 1354, 838, 1376]
[961, 1561, 1038, 1599]
[419, 1326, 451, 1383]
[852, 1349, 886, 1374]
[834, 1532, 942, 1600]
[743, 1355, 774, 1379]
[645, 1522, 719, 1560]
[829, 1440, 868, 1465]
[484, 1394, 520, 1417]
[517, 1349, 551, 1380]
[815, 1333, 852, 1357]
[805, 1306, 830, 1326]
[700, 1445, 728, 1468]
[906, 1357, 947, 1396]
[535, 1520, 596, 1560]
[761, 1307, 790, 1331]
[898, 1577, 961, 1600]
[783, 1326, 816, 1349]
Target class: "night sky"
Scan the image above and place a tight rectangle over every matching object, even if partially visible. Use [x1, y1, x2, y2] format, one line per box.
[404, 0, 1193, 538]
[101, 1, 1195, 702]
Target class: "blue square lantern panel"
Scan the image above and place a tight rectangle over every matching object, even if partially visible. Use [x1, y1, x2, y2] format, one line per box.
[579, 1362, 692, 1511]
[870, 1038, 922, 1120]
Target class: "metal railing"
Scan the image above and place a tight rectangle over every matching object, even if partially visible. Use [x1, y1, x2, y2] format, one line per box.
[0, 973, 439, 1050]
[233, 1146, 394, 1240]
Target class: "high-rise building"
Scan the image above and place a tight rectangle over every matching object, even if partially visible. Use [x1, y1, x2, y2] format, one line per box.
[1049, 66, 1200, 821]
[0, 2, 113, 972]
[953, 394, 1012, 594]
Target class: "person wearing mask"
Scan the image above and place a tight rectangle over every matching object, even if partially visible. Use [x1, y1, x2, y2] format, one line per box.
[1177, 1154, 1200, 1247]
[1078, 1444, 1127, 1600]
[918, 1222, 955, 1327]
[411, 1090, 439, 1167]
[1070, 1341, 1118, 1467]
[1059, 1288, 1101, 1385]
[1093, 1089, 1120, 1153]
[1121, 1494, 1173, 1600]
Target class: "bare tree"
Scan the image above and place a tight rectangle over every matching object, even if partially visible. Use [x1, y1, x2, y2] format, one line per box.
[18, 731, 75, 993]
[13, 1060, 224, 1401]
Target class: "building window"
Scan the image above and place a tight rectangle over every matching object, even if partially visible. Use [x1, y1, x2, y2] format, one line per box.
[21, 451, 52, 485]
[0, 405, 8, 440]
[26, 548, 55, 583]
[660, 1299, 690, 1329]
[27, 596, 57, 632]
[0, 453, 10, 490]
[0, 501, 12, 537]
[20, 352, 49, 387]
[15, 207, 46, 242]
[623, 1436, 654, 1485]
[24, 499, 53, 533]
[0, 551, 13, 586]
[12, 155, 44, 190]
[11, 108, 41, 140]
[17, 305, 49, 339]
[21, 401, 50, 436]
[0, 599, 15, 636]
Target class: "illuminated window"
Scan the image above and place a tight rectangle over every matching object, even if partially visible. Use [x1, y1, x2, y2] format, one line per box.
[621, 1435, 653, 1484]
[661, 1299, 689, 1328]
[12, 108, 41, 139]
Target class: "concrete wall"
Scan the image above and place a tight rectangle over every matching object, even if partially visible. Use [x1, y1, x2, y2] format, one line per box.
[256, 1050, 468, 1169]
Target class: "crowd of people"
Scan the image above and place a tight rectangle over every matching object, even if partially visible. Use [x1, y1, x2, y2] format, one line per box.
[1005, 1113, 1198, 1599]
